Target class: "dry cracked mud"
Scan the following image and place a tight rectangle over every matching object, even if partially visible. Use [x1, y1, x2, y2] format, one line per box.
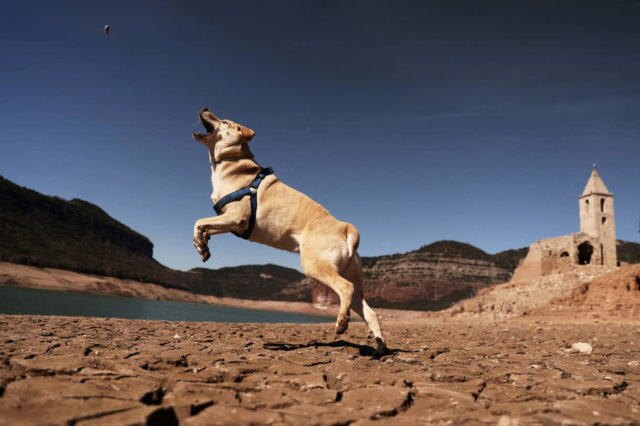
[1, 314, 639, 425]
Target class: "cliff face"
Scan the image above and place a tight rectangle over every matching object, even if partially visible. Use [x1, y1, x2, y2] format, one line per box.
[362, 250, 513, 309]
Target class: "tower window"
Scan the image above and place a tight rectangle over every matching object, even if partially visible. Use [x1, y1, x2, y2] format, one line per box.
[585, 199, 589, 212]
[600, 199, 605, 212]
[602, 217, 606, 224]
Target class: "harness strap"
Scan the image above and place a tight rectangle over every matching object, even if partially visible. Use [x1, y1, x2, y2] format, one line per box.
[213, 167, 274, 239]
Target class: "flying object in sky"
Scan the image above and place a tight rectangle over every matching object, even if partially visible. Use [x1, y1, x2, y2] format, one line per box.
[104, 25, 109, 35]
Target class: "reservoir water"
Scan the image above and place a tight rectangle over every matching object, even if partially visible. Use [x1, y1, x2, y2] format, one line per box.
[0, 286, 330, 324]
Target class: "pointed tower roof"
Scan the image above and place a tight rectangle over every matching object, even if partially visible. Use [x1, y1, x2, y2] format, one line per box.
[580, 165, 612, 197]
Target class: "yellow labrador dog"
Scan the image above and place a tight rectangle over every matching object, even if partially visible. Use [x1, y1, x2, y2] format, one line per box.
[192, 108, 387, 354]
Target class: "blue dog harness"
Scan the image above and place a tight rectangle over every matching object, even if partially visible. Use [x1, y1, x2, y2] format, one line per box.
[212, 167, 274, 239]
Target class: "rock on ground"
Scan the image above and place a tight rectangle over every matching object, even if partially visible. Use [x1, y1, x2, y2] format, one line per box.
[1, 315, 640, 425]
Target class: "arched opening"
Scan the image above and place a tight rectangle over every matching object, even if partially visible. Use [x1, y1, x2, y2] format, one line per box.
[600, 198, 605, 212]
[585, 199, 590, 213]
[578, 242, 593, 265]
[560, 251, 569, 258]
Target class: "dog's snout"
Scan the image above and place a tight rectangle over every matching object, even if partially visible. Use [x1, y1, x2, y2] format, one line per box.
[198, 107, 220, 134]
[242, 127, 255, 139]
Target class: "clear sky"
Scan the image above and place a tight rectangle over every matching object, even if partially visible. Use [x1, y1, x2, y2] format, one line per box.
[1, 1, 639, 272]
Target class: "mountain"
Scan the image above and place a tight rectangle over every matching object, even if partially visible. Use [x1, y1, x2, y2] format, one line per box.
[186, 265, 304, 299]
[298, 241, 530, 311]
[350, 240, 639, 311]
[1, 175, 638, 310]
[0, 175, 303, 300]
[618, 240, 640, 265]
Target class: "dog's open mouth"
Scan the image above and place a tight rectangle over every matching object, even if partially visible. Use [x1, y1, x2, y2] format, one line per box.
[194, 108, 216, 139]
[200, 116, 214, 134]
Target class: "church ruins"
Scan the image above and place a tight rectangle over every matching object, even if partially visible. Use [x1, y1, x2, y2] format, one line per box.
[512, 166, 617, 281]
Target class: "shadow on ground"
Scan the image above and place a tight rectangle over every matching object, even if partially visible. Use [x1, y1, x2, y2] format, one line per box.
[263, 339, 414, 358]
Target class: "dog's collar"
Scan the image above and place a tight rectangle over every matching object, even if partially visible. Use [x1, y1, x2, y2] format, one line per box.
[210, 155, 254, 165]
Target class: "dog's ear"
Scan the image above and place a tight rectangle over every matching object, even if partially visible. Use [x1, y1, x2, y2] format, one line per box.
[241, 126, 255, 141]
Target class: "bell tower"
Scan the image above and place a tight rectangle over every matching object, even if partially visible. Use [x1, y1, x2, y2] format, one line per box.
[578, 165, 616, 266]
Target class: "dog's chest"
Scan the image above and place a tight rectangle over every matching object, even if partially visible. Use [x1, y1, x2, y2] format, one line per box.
[209, 175, 246, 205]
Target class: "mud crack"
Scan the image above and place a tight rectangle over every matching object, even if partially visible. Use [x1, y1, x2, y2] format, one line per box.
[430, 348, 450, 360]
[140, 386, 165, 405]
[472, 381, 487, 401]
[66, 406, 139, 426]
[369, 390, 415, 420]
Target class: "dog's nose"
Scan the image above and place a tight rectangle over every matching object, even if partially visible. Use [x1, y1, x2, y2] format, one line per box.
[242, 127, 255, 139]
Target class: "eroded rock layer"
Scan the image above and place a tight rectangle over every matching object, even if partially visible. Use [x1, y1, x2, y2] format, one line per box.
[307, 242, 526, 310]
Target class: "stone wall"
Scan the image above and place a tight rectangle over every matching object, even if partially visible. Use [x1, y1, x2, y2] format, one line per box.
[512, 233, 614, 282]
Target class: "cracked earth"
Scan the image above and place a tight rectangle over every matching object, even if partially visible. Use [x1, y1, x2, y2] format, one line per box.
[1, 315, 639, 425]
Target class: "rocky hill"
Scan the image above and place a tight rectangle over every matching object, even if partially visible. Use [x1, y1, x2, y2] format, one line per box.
[298, 241, 530, 311]
[186, 265, 304, 299]
[1, 175, 154, 277]
[449, 262, 640, 321]
[0, 176, 303, 300]
[285, 240, 640, 311]
[617, 240, 640, 265]
[2, 175, 639, 310]
[362, 241, 528, 309]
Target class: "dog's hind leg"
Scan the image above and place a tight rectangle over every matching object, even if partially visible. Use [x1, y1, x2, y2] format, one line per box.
[342, 254, 387, 355]
[300, 247, 354, 335]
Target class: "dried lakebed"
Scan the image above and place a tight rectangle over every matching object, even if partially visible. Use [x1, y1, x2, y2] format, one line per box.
[1, 315, 639, 425]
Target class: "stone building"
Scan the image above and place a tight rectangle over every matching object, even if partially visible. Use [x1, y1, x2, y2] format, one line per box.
[512, 166, 617, 281]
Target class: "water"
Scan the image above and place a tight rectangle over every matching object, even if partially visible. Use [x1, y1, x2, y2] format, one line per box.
[0, 286, 330, 324]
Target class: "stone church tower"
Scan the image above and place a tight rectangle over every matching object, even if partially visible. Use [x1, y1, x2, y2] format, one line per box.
[512, 165, 618, 281]
[578, 165, 617, 266]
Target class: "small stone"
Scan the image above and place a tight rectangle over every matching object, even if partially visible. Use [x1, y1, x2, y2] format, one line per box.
[173, 333, 180, 339]
[497, 415, 519, 426]
[570, 342, 593, 354]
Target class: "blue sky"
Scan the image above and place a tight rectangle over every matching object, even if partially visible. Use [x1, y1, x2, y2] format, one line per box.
[1, 1, 639, 272]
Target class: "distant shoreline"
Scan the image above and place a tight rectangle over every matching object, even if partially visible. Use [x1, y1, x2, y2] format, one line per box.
[0, 262, 429, 322]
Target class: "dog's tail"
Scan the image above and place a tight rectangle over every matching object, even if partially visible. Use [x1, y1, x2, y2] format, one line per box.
[345, 223, 360, 259]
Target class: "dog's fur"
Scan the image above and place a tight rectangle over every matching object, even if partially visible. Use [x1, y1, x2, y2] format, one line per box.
[192, 108, 387, 354]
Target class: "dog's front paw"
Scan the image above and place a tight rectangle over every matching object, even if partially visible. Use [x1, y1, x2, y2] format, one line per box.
[193, 238, 211, 262]
[200, 247, 211, 262]
[193, 225, 212, 262]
